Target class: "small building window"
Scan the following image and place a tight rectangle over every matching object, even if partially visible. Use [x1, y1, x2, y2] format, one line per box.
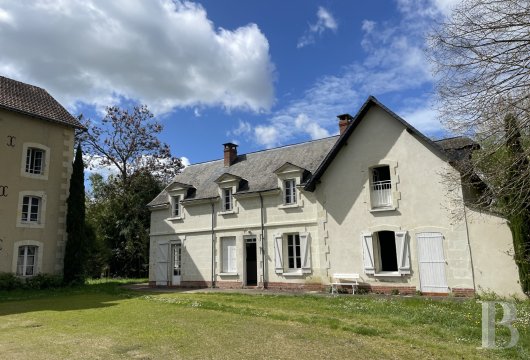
[376, 231, 398, 272]
[25, 148, 45, 175]
[371, 165, 392, 208]
[284, 179, 297, 205]
[223, 188, 233, 212]
[21, 196, 41, 223]
[17, 245, 38, 276]
[287, 234, 301, 269]
[172, 195, 181, 217]
[222, 237, 237, 273]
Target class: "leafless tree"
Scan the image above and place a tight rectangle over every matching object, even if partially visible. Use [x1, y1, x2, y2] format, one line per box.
[428, 0, 530, 216]
[79, 105, 183, 186]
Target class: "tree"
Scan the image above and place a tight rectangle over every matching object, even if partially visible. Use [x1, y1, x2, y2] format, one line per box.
[79, 105, 183, 186]
[63, 144, 88, 284]
[428, 0, 530, 293]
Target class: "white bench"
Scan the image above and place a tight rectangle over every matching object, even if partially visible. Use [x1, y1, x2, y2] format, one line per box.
[331, 273, 359, 294]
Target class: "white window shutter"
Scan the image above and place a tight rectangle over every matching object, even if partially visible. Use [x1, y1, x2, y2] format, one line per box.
[361, 233, 375, 275]
[300, 232, 311, 273]
[229, 244, 237, 273]
[274, 234, 283, 274]
[222, 240, 229, 273]
[156, 242, 169, 285]
[395, 231, 411, 274]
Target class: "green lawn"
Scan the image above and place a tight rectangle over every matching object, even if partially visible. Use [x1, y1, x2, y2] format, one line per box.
[0, 281, 529, 359]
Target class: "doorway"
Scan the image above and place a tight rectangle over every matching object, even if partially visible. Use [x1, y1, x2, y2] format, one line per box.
[171, 243, 181, 286]
[245, 238, 257, 286]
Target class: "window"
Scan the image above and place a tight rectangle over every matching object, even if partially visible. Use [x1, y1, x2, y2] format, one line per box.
[25, 148, 45, 174]
[274, 232, 311, 274]
[21, 196, 41, 223]
[361, 231, 410, 275]
[371, 166, 392, 208]
[287, 234, 301, 269]
[284, 179, 297, 205]
[222, 188, 233, 212]
[17, 245, 38, 276]
[221, 237, 237, 273]
[172, 195, 181, 217]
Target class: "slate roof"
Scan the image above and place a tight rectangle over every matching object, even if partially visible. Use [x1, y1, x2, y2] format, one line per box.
[0, 76, 84, 129]
[434, 136, 478, 162]
[147, 136, 339, 207]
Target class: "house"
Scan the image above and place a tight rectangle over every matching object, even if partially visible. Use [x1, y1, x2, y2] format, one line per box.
[148, 96, 523, 297]
[0, 76, 84, 277]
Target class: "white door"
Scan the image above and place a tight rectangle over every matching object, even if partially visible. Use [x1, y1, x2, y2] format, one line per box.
[156, 242, 169, 286]
[417, 232, 448, 293]
[172, 243, 182, 286]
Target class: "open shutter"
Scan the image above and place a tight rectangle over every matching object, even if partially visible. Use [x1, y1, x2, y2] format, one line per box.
[395, 231, 411, 274]
[274, 234, 283, 274]
[361, 233, 375, 275]
[229, 243, 237, 273]
[300, 232, 311, 274]
[156, 242, 170, 285]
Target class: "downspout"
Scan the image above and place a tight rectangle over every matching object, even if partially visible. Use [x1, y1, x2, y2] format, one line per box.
[259, 192, 266, 289]
[211, 200, 216, 288]
[463, 203, 476, 293]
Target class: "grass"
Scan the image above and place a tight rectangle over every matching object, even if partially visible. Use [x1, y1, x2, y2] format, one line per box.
[0, 280, 529, 359]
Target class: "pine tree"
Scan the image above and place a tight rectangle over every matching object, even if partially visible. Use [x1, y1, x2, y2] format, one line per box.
[63, 143, 87, 284]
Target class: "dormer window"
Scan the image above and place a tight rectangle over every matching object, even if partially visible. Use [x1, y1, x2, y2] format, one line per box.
[223, 188, 233, 211]
[284, 179, 296, 205]
[172, 195, 181, 218]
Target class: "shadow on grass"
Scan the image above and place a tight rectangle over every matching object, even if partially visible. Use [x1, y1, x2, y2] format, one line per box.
[0, 280, 143, 316]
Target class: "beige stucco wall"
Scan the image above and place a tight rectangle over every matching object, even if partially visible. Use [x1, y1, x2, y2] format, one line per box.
[315, 106, 474, 292]
[0, 108, 74, 275]
[466, 208, 525, 297]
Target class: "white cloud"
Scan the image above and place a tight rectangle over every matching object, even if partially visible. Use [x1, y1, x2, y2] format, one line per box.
[0, 0, 275, 114]
[297, 6, 338, 48]
[255, 125, 281, 148]
[399, 104, 442, 134]
[180, 157, 190, 167]
[230, 120, 252, 137]
[361, 20, 375, 34]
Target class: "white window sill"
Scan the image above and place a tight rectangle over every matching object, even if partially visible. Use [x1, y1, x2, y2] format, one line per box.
[168, 216, 184, 221]
[17, 222, 44, 229]
[373, 272, 402, 277]
[278, 203, 300, 209]
[219, 208, 237, 215]
[21, 172, 48, 180]
[219, 272, 238, 276]
[282, 270, 305, 277]
[369, 206, 396, 213]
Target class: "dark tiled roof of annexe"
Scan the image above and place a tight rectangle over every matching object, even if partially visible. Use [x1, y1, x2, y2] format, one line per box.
[0, 76, 84, 128]
[147, 136, 339, 207]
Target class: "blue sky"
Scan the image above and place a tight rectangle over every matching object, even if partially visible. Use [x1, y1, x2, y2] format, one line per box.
[0, 0, 458, 167]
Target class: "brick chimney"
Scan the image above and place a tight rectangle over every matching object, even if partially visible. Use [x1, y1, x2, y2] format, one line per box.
[223, 143, 238, 167]
[337, 114, 353, 135]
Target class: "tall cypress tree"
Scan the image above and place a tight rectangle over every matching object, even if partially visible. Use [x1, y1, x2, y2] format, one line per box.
[63, 143, 87, 284]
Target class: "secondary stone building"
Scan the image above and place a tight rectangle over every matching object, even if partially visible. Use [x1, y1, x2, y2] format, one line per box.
[148, 96, 523, 297]
[0, 76, 83, 277]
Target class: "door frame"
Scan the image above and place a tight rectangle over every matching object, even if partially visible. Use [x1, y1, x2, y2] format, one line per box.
[171, 241, 182, 286]
[244, 236, 257, 286]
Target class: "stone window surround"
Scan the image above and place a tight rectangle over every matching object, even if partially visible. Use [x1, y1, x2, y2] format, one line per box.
[21, 142, 51, 180]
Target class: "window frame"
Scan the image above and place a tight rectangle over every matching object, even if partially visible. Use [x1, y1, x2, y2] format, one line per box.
[286, 233, 302, 270]
[221, 237, 237, 274]
[222, 188, 233, 212]
[21, 195, 41, 223]
[284, 179, 297, 205]
[366, 160, 399, 211]
[171, 195, 181, 218]
[21, 143, 50, 180]
[17, 245, 38, 276]
[17, 191, 46, 228]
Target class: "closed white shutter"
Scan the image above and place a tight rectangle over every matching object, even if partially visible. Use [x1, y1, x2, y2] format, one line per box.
[395, 231, 411, 274]
[156, 242, 169, 285]
[222, 237, 236, 273]
[417, 232, 448, 293]
[274, 234, 283, 274]
[361, 233, 375, 275]
[299, 232, 311, 273]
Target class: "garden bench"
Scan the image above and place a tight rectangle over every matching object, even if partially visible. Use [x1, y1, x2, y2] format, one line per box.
[331, 273, 359, 294]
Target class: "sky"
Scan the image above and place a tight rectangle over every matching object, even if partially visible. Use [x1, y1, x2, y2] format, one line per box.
[0, 0, 460, 168]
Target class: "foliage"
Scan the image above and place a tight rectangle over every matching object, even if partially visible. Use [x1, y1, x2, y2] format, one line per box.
[0, 273, 63, 290]
[0, 273, 22, 290]
[86, 171, 163, 277]
[1, 283, 529, 358]
[79, 105, 183, 186]
[63, 144, 89, 284]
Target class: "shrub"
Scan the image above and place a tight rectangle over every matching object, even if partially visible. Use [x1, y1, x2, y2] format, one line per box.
[25, 274, 64, 289]
[0, 272, 23, 290]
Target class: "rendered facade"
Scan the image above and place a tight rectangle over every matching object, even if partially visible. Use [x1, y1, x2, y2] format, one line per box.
[0, 76, 83, 277]
[148, 96, 523, 297]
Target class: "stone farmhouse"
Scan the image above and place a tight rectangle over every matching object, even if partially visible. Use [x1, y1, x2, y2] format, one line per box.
[0, 76, 83, 277]
[148, 96, 523, 297]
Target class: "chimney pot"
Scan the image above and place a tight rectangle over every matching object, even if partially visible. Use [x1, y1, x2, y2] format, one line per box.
[337, 114, 353, 135]
[223, 143, 238, 167]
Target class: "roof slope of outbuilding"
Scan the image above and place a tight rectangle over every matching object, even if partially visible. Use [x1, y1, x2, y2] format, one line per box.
[148, 136, 339, 207]
[0, 76, 84, 129]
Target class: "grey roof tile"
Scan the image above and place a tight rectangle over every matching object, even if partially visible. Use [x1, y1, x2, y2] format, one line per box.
[0, 76, 84, 128]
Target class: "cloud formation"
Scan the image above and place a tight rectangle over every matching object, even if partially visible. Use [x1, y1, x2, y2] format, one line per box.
[0, 0, 275, 114]
[297, 7, 338, 48]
